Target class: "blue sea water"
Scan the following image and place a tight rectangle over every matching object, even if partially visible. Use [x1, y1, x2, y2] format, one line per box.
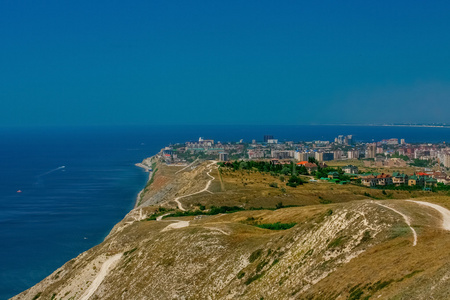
[1, 125, 450, 299]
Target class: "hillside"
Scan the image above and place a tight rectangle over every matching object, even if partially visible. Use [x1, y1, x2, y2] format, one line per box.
[12, 159, 450, 300]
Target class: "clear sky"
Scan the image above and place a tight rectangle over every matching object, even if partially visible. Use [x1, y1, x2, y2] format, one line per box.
[1, 1, 450, 127]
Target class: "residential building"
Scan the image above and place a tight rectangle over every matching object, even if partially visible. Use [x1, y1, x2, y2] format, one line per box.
[342, 165, 358, 174]
[366, 143, 377, 159]
[392, 172, 408, 186]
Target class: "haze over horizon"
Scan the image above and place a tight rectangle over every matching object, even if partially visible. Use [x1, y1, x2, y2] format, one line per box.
[1, 1, 450, 127]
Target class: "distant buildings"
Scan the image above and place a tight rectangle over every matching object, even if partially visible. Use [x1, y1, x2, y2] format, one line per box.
[271, 150, 294, 159]
[348, 150, 360, 159]
[366, 143, 377, 159]
[264, 135, 274, 143]
[218, 152, 229, 161]
[342, 165, 358, 174]
[334, 134, 353, 145]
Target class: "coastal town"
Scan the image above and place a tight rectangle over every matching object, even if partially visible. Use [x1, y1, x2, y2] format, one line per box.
[156, 135, 450, 190]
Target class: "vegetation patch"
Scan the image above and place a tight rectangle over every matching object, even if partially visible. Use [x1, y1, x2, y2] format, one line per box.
[237, 270, 246, 279]
[269, 182, 278, 188]
[160, 206, 245, 219]
[255, 222, 297, 230]
[32, 292, 42, 300]
[146, 207, 174, 220]
[360, 231, 371, 243]
[369, 280, 394, 292]
[348, 287, 364, 300]
[256, 260, 268, 273]
[319, 198, 332, 204]
[328, 236, 346, 249]
[249, 249, 263, 263]
[124, 247, 137, 256]
[400, 269, 424, 281]
[389, 225, 410, 239]
[245, 272, 266, 285]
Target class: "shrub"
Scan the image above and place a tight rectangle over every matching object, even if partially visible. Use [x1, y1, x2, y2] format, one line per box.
[269, 182, 278, 188]
[237, 270, 246, 279]
[286, 175, 303, 187]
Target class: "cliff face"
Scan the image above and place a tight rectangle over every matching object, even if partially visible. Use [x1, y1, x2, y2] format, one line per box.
[12, 160, 450, 300]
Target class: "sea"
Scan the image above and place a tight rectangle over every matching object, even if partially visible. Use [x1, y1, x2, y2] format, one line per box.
[1, 124, 450, 299]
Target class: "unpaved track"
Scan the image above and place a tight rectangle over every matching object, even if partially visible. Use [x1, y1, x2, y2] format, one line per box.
[174, 161, 217, 211]
[407, 200, 450, 231]
[175, 158, 199, 174]
[376, 203, 418, 246]
[161, 220, 190, 231]
[79, 254, 122, 300]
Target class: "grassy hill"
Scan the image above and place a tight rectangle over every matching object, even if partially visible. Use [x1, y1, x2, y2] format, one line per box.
[13, 160, 450, 300]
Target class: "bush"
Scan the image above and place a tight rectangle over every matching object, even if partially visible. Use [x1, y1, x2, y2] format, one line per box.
[269, 182, 278, 188]
[286, 175, 303, 187]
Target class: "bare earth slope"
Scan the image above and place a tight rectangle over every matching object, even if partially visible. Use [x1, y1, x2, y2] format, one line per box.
[12, 160, 450, 300]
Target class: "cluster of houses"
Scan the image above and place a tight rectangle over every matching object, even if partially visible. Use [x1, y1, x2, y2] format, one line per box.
[361, 172, 438, 188]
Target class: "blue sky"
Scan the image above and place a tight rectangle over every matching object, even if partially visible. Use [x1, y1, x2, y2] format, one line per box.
[1, 1, 450, 127]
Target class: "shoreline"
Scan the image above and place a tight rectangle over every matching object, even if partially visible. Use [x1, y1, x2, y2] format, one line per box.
[317, 123, 450, 129]
[134, 155, 156, 208]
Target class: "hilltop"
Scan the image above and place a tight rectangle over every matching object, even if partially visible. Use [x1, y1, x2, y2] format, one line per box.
[12, 158, 450, 300]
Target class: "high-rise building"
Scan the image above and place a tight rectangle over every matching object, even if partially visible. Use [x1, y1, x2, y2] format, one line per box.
[264, 135, 274, 142]
[347, 135, 353, 145]
[366, 143, 377, 159]
[219, 152, 229, 161]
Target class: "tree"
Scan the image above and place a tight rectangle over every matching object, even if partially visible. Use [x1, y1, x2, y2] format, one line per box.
[286, 175, 304, 187]
[308, 157, 318, 164]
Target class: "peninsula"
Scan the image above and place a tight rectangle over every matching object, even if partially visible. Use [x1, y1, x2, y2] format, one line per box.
[12, 135, 450, 300]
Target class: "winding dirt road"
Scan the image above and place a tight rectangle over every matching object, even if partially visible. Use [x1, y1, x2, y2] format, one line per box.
[376, 203, 418, 246]
[174, 161, 217, 211]
[79, 254, 122, 300]
[407, 200, 450, 231]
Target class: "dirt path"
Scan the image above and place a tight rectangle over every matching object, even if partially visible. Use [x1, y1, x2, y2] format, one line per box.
[175, 158, 199, 174]
[205, 227, 230, 235]
[407, 200, 450, 231]
[376, 203, 417, 246]
[161, 220, 190, 231]
[174, 161, 217, 211]
[79, 254, 122, 300]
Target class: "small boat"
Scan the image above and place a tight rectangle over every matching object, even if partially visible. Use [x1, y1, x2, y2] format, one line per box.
[17, 190, 22, 193]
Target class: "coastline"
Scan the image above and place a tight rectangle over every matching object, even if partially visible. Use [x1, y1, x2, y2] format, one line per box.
[318, 123, 450, 129]
[134, 155, 156, 208]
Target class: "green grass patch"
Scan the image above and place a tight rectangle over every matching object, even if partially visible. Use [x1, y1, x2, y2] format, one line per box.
[255, 222, 297, 230]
